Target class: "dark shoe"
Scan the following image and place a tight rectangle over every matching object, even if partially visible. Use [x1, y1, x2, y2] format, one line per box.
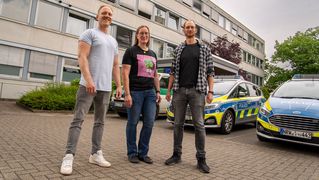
[138, 156, 153, 164]
[197, 157, 210, 173]
[165, 152, 181, 165]
[128, 155, 139, 163]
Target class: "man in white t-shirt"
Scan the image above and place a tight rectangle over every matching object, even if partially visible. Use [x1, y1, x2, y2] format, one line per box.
[60, 5, 121, 175]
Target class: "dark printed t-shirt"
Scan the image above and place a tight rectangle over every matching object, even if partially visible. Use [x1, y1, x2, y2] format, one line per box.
[179, 43, 200, 88]
[122, 45, 157, 91]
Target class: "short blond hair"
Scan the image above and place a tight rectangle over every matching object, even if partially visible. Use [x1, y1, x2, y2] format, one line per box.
[97, 5, 113, 14]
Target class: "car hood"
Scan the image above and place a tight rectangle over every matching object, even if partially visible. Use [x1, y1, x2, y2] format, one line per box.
[269, 97, 319, 118]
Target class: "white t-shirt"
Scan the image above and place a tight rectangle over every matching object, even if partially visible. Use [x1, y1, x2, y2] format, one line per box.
[79, 28, 118, 91]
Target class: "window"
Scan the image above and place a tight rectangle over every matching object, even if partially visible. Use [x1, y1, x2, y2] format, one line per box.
[138, 0, 153, 19]
[180, 18, 186, 32]
[237, 27, 243, 38]
[36, 1, 63, 31]
[0, 45, 25, 77]
[165, 44, 177, 58]
[231, 24, 237, 36]
[246, 83, 259, 97]
[218, 14, 225, 28]
[29, 51, 58, 80]
[225, 19, 231, 32]
[196, 25, 201, 39]
[193, 0, 202, 12]
[202, 4, 210, 18]
[119, 0, 136, 11]
[66, 13, 89, 36]
[182, 0, 192, 7]
[168, 14, 179, 30]
[238, 83, 248, 97]
[242, 51, 247, 62]
[211, 33, 217, 43]
[201, 29, 210, 42]
[62, 58, 80, 82]
[154, 6, 166, 25]
[116, 26, 132, 49]
[243, 31, 248, 42]
[211, 9, 218, 23]
[0, 0, 31, 23]
[153, 39, 164, 59]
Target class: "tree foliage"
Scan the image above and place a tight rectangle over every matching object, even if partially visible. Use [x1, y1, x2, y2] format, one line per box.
[272, 27, 319, 73]
[207, 35, 242, 64]
[264, 27, 319, 93]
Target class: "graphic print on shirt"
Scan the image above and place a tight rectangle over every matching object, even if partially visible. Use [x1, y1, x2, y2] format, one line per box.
[137, 54, 156, 78]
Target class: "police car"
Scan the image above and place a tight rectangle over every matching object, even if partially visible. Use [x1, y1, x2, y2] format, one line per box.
[257, 74, 319, 146]
[166, 76, 265, 134]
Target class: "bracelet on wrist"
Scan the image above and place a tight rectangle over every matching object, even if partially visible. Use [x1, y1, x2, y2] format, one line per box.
[208, 90, 214, 94]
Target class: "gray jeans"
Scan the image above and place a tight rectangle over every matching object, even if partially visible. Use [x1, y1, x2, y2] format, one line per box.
[65, 85, 111, 155]
[173, 87, 206, 158]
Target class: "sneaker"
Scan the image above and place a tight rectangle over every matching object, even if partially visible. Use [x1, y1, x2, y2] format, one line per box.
[89, 150, 111, 167]
[138, 156, 153, 164]
[128, 155, 140, 163]
[165, 153, 181, 165]
[60, 154, 74, 175]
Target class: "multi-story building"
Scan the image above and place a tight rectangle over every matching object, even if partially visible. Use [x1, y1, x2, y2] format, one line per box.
[0, 0, 265, 99]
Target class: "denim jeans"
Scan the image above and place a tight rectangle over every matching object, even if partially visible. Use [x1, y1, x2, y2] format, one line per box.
[173, 87, 206, 158]
[126, 89, 156, 158]
[65, 85, 111, 155]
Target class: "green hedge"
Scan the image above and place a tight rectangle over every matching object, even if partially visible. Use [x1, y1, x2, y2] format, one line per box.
[18, 80, 79, 111]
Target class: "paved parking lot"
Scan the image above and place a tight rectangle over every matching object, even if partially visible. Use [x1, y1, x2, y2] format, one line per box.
[1, 100, 319, 180]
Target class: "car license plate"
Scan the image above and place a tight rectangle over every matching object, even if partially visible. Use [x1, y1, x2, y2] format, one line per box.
[280, 128, 312, 139]
[114, 101, 123, 107]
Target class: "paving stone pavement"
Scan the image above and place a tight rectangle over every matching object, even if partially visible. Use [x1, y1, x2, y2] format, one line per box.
[1, 100, 319, 180]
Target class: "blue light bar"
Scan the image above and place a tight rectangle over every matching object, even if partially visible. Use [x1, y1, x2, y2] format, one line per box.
[215, 75, 244, 80]
[292, 74, 319, 80]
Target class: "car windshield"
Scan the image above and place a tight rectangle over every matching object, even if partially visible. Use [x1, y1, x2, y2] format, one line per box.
[213, 81, 237, 95]
[273, 80, 319, 99]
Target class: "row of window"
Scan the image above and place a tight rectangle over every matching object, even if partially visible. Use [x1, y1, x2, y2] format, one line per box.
[0, 44, 80, 82]
[0, 0, 92, 37]
[242, 50, 264, 69]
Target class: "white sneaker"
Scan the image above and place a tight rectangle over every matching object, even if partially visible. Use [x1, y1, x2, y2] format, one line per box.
[60, 154, 74, 175]
[89, 150, 111, 167]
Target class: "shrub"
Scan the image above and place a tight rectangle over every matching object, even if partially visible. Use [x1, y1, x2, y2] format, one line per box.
[18, 83, 78, 111]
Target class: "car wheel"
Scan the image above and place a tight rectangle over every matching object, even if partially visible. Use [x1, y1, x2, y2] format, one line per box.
[220, 110, 234, 134]
[117, 112, 127, 117]
[257, 134, 269, 142]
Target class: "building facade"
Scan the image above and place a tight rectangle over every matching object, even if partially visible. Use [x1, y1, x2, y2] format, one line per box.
[0, 0, 265, 99]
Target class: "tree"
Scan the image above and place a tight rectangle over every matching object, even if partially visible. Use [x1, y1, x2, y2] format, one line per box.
[272, 27, 319, 73]
[264, 27, 319, 93]
[207, 35, 241, 64]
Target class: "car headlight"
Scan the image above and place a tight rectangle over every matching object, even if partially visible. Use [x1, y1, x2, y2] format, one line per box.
[205, 103, 220, 110]
[259, 106, 270, 117]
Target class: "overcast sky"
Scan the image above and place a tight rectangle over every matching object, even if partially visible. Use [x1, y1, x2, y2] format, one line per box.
[211, 0, 319, 59]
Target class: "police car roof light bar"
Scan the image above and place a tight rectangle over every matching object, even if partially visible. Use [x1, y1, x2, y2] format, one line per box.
[215, 75, 244, 80]
[292, 74, 319, 80]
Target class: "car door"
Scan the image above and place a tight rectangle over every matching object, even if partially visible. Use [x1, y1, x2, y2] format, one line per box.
[233, 83, 250, 123]
[245, 83, 262, 122]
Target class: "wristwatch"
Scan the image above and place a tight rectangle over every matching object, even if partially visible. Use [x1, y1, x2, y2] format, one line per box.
[156, 90, 160, 94]
[208, 90, 214, 94]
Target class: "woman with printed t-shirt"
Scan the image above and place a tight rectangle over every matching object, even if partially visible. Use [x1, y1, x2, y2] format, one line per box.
[122, 25, 161, 164]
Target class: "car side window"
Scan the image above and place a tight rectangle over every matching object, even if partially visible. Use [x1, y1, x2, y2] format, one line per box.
[160, 77, 169, 89]
[228, 86, 238, 99]
[238, 83, 248, 97]
[246, 83, 258, 97]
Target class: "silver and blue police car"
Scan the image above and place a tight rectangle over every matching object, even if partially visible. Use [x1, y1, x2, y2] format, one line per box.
[257, 74, 319, 146]
[167, 76, 265, 134]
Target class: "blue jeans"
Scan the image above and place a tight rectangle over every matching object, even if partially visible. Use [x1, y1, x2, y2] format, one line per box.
[173, 87, 206, 158]
[126, 89, 156, 158]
